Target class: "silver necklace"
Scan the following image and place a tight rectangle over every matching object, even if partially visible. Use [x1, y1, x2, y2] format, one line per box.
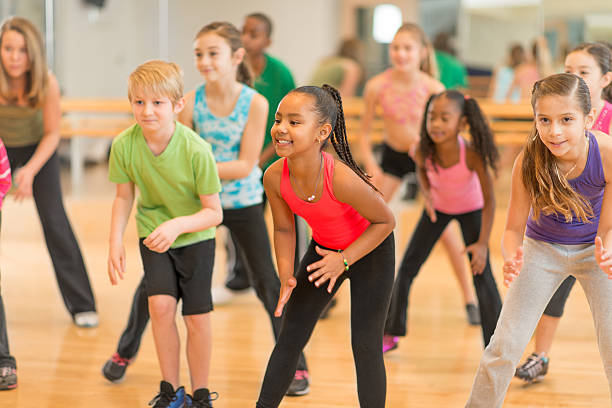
[561, 135, 589, 178]
[290, 155, 323, 202]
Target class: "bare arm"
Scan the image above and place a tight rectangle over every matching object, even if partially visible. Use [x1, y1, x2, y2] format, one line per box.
[143, 192, 223, 253]
[338, 59, 362, 99]
[359, 78, 383, 177]
[216, 93, 268, 180]
[108, 182, 136, 285]
[14, 73, 61, 201]
[501, 153, 530, 286]
[177, 90, 195, 129]
[263, 161, 298, 315]
[466, 148, 496, 274]
[305, 161, 395, 292]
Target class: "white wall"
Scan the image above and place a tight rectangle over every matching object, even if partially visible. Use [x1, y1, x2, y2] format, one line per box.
[53, 0, 341, 98]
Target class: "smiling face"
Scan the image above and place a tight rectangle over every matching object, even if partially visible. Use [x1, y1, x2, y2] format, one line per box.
[193, 32, 242, 83]
[425, 95, 464, 145]
[0, 29, 30, 79]
[271, 92, 330, 157]
[389, 31, 424, 73]
[535, 94, 593, 158]
[565, 50, 612, 105]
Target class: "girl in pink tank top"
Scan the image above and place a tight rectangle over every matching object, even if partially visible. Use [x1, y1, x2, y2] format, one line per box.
[256, 85, 395, 408]
[384, 90, 502, 352]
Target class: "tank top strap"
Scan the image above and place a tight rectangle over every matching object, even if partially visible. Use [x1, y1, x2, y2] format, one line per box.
[458, 136, 466, 165]
[322, 151, 335, 198]
[194, 84, 207, 111]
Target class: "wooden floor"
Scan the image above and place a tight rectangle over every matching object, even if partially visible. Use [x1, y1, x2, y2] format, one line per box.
[0, 160, 610, 407]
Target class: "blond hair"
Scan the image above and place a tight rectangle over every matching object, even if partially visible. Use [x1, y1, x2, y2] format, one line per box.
[128, 60, 183, 105]
[395, 23, 439, 79]
[522, 73, 593, 223]
[0, 17, 48, 107]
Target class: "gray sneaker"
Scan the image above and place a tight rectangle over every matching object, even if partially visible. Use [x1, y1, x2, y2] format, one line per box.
[0, 366, 17, 390]
[515, 353, 549, 383]
[466, 303, 480, 326]
[286, 370, 309, 396]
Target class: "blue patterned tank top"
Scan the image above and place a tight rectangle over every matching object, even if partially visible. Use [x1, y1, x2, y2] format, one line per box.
[192, 84, 263, 209]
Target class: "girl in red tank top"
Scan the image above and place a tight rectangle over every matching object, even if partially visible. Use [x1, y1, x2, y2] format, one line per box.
[256, 85, 395, 408]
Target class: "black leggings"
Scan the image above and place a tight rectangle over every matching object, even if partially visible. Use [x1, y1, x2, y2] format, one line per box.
[114, 204, 307, 370]
[543, 276, 575, 318]
[256, 234, 395, 408]
[4, 145, 95, 315]
[385, 209, 502, 347]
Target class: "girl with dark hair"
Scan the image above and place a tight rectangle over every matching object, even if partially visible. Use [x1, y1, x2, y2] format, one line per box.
[256, 84, 396, 408]
[466, 73, 612, 407]
[383, 90, 502, 352]
[515, 41, 612, 383]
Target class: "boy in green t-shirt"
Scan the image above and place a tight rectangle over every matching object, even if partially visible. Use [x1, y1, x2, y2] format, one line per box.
[107, 60, 222, 408]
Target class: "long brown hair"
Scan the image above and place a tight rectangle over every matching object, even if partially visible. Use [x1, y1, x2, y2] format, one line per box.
[395, 23, 439, 79]
[195, 22, 253, 87]
[522, 73, 593, 223]
[0, 17, 48, 107]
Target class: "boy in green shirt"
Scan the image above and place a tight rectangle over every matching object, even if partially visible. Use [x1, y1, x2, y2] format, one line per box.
[107, 60, 222, 408]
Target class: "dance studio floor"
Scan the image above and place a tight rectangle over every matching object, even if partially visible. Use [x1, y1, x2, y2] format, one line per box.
[0, 161, 609, 407]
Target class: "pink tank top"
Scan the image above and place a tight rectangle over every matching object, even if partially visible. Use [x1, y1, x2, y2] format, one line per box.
[281, 152, 370, 250]
[378, 69, 429, 125]
[426, 137, 484, 214]
[593, 100, 612, 134]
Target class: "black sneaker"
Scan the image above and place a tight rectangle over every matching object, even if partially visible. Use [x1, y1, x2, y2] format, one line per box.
[102, 353, 132, 383]
[0, 366, 17, 390]
[286, 370, 309, 396]
[149, 381, 185, 408]
[186, 388, 219, 407]
[515, 353, 549, 383]
[466, 303, 481, 326]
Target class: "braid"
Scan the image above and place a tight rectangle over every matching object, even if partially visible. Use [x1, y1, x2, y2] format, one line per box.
[322, 84, 380, 193]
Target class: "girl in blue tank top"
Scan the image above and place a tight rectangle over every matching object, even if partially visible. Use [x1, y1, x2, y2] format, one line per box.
[466, 73, 612, 407]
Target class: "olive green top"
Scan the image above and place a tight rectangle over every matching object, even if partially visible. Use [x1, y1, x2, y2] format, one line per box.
[0, 104, 44, 147]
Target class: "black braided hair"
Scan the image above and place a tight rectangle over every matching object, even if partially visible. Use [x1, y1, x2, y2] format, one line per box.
[290, 84, 379, 193]
[419, 90, 499, 175]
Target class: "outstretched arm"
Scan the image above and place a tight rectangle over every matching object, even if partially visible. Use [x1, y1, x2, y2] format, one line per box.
[108, 182, 135, 285]
[263, 161, 298, 316]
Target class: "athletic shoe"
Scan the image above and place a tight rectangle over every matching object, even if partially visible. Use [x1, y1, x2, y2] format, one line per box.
[185, 388, 219, 407]
[0, 366, 17, 390]
[466, 303, 481, 326]
[73, 311, 99, 328]
[286, 370, 310, 396]
[149, 381, 185, 408]
[102, 353, 132, 382]
[515, 353, 549, 383]
[383, 335, 399, 353]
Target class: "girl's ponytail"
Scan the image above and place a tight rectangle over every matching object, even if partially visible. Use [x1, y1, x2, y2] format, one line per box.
[463, 97, 499, 175]
[237, 61, 254, 87]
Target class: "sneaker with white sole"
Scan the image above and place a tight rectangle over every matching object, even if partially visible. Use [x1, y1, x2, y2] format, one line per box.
[73, 311, 99, 328]
[515, 353, 549, 383]
[0, 366, 17, 390]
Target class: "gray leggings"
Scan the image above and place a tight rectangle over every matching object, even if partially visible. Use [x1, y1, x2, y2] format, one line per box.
[466, 237, 612, 407]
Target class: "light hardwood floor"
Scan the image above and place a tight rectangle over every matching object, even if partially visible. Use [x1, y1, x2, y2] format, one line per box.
[0, 162, 609, 407]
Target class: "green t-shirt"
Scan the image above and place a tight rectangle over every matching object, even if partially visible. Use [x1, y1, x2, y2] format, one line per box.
[254, 54, 296, 169]
[108, 121, 221, 248]
[435, 50, 468, 90]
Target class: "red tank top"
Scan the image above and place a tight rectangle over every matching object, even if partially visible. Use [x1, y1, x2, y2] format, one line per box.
[281, 152, 370, 250]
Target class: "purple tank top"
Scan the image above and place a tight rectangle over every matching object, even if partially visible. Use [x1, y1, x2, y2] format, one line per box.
[525, 133, 605, 244]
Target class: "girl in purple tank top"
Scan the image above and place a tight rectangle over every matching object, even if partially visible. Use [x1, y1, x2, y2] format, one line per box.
[383, 90, 502, 352]
[467, 73, 612, 408]
[515, 41, 612, 384]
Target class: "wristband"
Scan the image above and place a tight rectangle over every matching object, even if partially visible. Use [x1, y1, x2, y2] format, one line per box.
[338, 249, 349, 271]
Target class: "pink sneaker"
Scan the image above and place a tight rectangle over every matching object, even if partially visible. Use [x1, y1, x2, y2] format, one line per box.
[383, 335, 399, 353]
